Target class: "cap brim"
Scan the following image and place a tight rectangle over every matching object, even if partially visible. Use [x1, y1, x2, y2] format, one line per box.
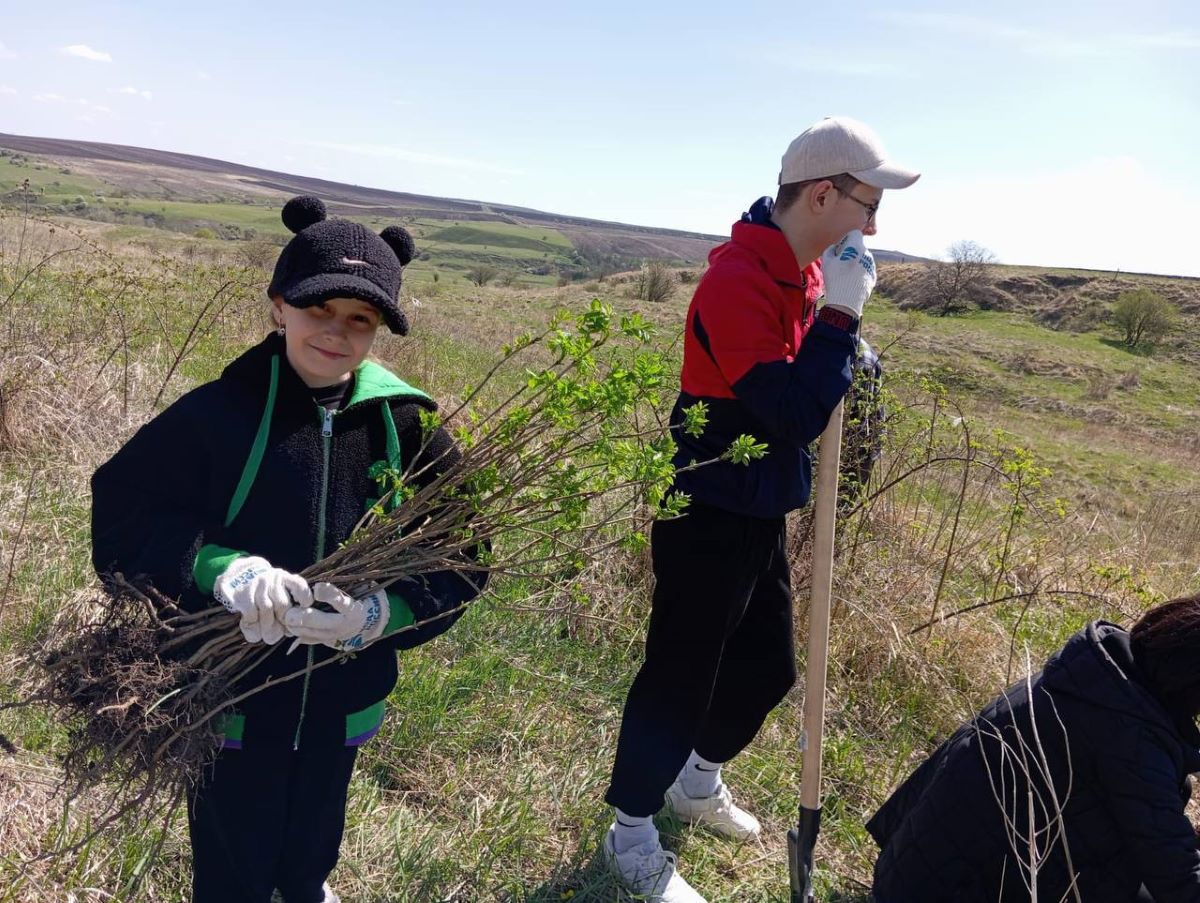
[849, 162, 921, 190]
[282, 273, 408, 335]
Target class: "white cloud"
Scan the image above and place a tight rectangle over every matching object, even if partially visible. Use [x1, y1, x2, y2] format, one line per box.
[306, 140, 524, 176]
[0, 41, 17, 60]
[61, 44, 112, 63]
[0, 85, 16, 95]
[883, 156, 1200, 277]
[875, 13, 1200, 58]
[196, 70, 211, 81]
[116, 85, 153, 100]
[36, 92, 111, 115]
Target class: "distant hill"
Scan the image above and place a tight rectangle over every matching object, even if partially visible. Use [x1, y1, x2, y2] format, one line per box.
[0, 133, 919, 269]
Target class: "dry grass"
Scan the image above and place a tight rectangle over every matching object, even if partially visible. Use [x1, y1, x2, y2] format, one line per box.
[1, 208, 1196, 900]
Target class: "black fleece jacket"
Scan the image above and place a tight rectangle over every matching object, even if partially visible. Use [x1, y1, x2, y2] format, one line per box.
[91, 333, 486, 745]
[869, 622, 1200, 903]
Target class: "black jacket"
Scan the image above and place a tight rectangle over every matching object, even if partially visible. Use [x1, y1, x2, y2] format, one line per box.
[91, 333, 485, 746]
[869, 622, 1200, 903]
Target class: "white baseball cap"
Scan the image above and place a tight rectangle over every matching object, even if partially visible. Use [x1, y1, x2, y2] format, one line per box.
[779, 116, 919, 189]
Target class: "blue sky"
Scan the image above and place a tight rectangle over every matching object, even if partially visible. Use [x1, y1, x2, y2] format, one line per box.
[1, 0, 1197, 276]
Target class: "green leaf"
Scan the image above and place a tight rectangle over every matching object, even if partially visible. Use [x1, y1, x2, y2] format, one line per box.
[724, 434, 768, 466]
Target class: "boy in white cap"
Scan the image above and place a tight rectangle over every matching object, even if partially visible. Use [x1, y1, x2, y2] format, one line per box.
[602, 117, 918, 902]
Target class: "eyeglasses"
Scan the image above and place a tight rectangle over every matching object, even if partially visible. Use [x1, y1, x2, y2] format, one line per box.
[833, 186, 880, 223]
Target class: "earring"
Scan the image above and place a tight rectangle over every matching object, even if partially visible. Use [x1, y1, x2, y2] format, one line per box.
[276, 324, 285, 336]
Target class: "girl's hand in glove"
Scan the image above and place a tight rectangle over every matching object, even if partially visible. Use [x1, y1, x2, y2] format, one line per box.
[213, 556, 312, 645]
[821, 229, 877, 318]
[283, 582, 390, 652]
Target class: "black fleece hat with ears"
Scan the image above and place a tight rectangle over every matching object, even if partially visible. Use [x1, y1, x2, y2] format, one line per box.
[268, 195, 416, 335]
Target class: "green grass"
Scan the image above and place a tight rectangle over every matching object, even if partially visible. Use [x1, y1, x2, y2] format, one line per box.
[115, 198, 285, 230]
[2, 209, 1199, 901]
[864, 299, 1200, 527]
[0, 155, 108, 199]
[424, 222, 572, 253]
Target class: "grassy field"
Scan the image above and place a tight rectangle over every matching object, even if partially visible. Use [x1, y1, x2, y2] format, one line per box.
[0, 152, 586, 289]
[1, 144, 715, 293]
[1, 207, 1198, 902]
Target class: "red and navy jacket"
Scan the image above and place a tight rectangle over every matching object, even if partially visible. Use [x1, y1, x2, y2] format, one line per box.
[670, 197, 858, 518]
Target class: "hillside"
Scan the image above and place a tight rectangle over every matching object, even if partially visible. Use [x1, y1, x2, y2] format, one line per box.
[881, 262, 1200, 357]
[0, 133, 919, 280]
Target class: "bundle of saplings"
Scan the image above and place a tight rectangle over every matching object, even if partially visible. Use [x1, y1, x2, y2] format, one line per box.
[2, 301, 762, 846]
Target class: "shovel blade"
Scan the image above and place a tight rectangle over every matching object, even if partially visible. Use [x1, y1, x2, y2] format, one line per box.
[787, 805, 821, 903]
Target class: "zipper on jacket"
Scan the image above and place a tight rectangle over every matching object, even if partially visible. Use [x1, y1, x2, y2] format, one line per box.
[316, 408, 333, 552]
[294, 405, 335, 751]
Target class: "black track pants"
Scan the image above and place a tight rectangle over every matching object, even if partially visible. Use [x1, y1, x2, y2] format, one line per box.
[188, 722, 358, 903]
[605, 502, 797, 817]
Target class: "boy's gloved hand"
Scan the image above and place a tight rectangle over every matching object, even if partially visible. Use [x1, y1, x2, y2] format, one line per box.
[821, 229, 877, 318]
[213, 555, 312, 645]
[283, 582, 390, 652]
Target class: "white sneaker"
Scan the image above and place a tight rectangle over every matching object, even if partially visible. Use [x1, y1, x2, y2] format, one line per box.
[603, 826, 708, 903]
[664, 781, 761, 841]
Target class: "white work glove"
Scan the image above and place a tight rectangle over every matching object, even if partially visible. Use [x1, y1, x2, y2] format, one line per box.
[282, 582, 390, 652]
[213, 555, 312, 645]
[820, 229, 877, 318]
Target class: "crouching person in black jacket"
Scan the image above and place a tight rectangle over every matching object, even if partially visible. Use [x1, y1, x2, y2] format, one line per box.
[868, 592, 1200, 903]
[91, 196, 487, 903]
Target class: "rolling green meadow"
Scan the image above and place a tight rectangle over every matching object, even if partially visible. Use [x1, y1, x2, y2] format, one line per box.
[1, 154, 1199, 902]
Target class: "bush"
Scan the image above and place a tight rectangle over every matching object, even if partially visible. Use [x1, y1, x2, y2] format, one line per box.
[920, 240, 998, 315]
[1117, 370, 1141, 391]
[466, 265, 499, 287]
[1111, 288, 1178, 349]
[238, 240, 279, 271]
[636, 260, 676, 304]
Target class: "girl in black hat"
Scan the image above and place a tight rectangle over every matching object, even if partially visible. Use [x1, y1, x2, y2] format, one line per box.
[91, 196, 486, 903]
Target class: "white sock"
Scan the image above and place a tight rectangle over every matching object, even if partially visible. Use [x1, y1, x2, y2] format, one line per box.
[678, 750, 723, 799]
[612, 809, 658, 854]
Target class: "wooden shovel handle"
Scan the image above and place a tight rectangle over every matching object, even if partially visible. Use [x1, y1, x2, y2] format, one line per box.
[800, 399, 844, 811]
